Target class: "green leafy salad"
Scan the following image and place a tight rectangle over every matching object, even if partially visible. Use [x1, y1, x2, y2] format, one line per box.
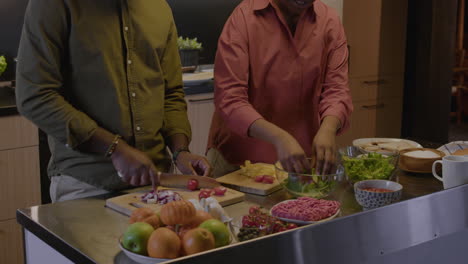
[342, 152, 395, 182]
[0, 56, 7, 76]
[282, 168, 336, 198]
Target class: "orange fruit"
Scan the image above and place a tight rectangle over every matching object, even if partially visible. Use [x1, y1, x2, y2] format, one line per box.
[182, 227, 215, 255]
[147, 227, 181, 259]
[129, 208, 154, 224]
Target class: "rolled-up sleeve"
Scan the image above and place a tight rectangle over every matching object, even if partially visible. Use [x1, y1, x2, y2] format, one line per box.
[160, 18, 192, 141]
[214, 9, 263, 138]
[16, 0, 98, 148]
[319, 21, 353, 135]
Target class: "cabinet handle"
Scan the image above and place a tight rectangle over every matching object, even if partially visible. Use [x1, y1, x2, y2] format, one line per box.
[188, 97, 214, 103]
[363, 79, 386, 85]
[361, 103, 385, 109]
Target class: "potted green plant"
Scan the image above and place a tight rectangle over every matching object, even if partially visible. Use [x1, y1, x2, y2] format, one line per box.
[0, 56, 7, 77]
[177, 36, 202, 68]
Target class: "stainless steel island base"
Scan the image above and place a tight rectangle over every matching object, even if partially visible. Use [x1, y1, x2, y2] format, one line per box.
[17, 182, 468, 264]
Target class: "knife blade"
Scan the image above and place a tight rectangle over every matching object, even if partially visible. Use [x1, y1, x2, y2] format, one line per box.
[157, 172, 221, 189]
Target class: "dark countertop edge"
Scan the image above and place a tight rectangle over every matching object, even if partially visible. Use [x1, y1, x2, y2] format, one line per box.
[183, 81, 214, 95]
[16, 209, 96, 264]
[0, 106, 18, 116]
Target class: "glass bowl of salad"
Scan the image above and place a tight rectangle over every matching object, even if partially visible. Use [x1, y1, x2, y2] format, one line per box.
[339, 146, 399, 184]
[275, 159, 345, 198]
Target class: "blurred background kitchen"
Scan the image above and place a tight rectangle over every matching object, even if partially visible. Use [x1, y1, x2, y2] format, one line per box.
[0, 0, 467, 263]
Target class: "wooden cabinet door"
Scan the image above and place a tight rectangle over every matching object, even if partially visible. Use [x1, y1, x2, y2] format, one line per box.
[349, 76, 381, 102]
[0, 147, 41, 220]
[0, 219, 24, 264]
[343, 0, 382, 77]
[186, 93, 215, 156]
[336, 100, 378, 147]
[0, 115, 38, 151]
[375, 97, 403, 138]
[378, 0, 408, 76]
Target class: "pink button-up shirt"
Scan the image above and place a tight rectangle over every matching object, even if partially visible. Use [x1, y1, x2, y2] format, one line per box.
[208, 0, 353, 165]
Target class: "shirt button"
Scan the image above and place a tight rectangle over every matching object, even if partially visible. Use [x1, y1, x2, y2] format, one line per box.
[131, 92, 136, 97]
[127, 60, 132, 65]
[124, 26, 129, 31]
[136, 126, 141, 131]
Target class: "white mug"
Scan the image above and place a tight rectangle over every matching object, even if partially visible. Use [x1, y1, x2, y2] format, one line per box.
[432, 155, 468, 189]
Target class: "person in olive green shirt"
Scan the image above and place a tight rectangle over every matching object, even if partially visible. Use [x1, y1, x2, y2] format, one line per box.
[16, 0, 211, 202]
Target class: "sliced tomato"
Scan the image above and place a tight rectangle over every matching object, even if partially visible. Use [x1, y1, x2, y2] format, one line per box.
[254, 175, 265, 182]
[262, 175, 275, 184]
[198, 189, 213, 199]
[187, 179, 199, 191]
[213, 186, 227, 196]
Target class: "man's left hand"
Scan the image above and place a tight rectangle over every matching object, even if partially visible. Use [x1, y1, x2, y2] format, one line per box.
[176, 152, 212, 176]
[311, 116, 341, 175]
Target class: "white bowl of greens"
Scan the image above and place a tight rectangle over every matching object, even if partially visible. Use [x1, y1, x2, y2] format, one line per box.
[339, 146, 399, 183]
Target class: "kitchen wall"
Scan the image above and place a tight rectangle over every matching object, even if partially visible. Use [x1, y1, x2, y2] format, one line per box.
[167, 0, 241, 64]
[321, 0, 343, 19]
[0, 0, 28, 81]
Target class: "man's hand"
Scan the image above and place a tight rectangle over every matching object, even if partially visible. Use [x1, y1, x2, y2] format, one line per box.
[248, 119, 310, 173]
[274, 132, 311, 173]
[111, 141, 159, 187]
[311, 116, 341, 175]
[175, 152, 212, 176]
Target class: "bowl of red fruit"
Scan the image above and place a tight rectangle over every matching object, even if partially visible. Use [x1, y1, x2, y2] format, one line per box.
[232, 206, 298, 242]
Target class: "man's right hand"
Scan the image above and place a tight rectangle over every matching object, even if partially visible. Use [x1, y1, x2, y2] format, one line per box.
[273, 132, 311, 173]
[249, 119, 310, 173]
[111, 140, 158, 187]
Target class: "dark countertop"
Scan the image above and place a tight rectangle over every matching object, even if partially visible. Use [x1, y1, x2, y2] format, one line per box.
[0, 84, 18, 116]
[183, 80, 214, 95]
[0, 68, 214, 117]
[183, 64, 214, 95]
[16, 170, 444, 264]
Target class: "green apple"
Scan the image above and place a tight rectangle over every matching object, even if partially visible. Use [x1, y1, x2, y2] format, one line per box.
[122, 222, 154, 255]
[199, 219, 230, 247]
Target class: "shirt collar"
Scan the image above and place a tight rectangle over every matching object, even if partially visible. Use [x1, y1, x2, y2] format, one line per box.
[253, 0, 317, 16]
[253, 0, 271, 11]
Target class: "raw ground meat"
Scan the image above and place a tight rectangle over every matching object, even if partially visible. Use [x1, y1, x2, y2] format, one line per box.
[271, 197, 340, 221]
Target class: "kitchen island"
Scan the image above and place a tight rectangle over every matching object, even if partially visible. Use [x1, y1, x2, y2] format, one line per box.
[17, 170, 468, 264]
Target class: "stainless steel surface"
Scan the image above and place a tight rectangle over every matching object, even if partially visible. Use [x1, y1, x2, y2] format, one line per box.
[19, 171, 468, 264]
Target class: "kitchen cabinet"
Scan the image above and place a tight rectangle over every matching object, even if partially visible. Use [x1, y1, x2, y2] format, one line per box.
[337, 97, 403, 147]
[0, 115, 40, 264]
[185, 93, 215, 156]
[0, 146, 40, 220]
[338, 0, 407, 146]
[0, 219, 24, 264]
[343, 0, 407, 78]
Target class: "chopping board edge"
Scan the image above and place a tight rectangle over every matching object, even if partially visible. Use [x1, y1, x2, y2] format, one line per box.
[105, 187, 245, 217]
[219, 182, 270, 196]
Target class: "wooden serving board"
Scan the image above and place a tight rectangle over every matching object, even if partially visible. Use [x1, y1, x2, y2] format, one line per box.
[105, 187, 245, 216]
[216, 170, 283, 196]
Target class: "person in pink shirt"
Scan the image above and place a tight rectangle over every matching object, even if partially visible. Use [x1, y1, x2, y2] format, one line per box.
[207, 0, 353, 177]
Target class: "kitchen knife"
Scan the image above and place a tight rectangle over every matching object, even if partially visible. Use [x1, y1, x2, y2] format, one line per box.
[157, 172, 221, 189]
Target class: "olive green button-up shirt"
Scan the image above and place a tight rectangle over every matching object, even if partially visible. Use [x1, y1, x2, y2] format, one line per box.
[16, 0, 191, 190]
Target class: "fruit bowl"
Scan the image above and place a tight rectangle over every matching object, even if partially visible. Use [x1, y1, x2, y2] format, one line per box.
[339, 146, 399, 184]
[119, 237, 168, 264]
[275, 159, 345, 198]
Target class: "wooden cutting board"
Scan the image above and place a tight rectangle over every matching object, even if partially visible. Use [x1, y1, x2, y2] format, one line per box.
[216, 169, 283, 196]
[105, 187, 245, 216]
